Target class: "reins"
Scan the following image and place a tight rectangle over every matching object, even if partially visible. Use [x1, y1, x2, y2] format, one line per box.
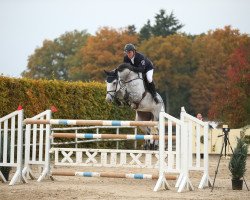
[119, 72, 143, 90]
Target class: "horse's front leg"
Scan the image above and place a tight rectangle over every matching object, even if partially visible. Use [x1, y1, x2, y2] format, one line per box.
[129, 91, 143, 110]
[130, 103, 138, 110]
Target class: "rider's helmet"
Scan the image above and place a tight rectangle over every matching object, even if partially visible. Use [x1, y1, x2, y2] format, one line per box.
[124, 43, 136, 52]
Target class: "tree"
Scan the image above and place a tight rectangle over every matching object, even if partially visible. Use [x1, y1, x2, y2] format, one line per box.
[209, 40, 250, 127]
[139, 9, 184, 41]
[210, 26, 249, 55]
[127, 25, 137, 35]
[74, 27, 138, 81]
[152, 10, 184, 37]
[22, 30, 89, 80]
[190, 27, 249, 117]
[139, 34, 193, 116]
[139, 20, 152, 41]
[190, 36, 226, 116]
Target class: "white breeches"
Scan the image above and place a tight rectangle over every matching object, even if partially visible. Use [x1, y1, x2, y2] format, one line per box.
[146, 69, 154, 83]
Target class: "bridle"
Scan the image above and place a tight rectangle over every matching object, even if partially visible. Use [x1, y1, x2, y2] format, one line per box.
[106, 70, 146, 107]
[106, 75, 119, 99]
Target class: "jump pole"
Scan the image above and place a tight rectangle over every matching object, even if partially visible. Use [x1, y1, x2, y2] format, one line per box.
[52, 133, 176, 141]
[51, 171, 177, 180]
[24, 119, 175, 127]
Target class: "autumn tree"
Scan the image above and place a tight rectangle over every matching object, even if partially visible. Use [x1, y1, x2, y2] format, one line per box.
[210, 26, 249, 55]
[22, 30, 89, 80]
[209, 40, 250, 127]
[190, 26, 249, 117]
[139, 9, 184, 41]
[190, 36, 226, 116]
[139, 34, 193, 116]
[73, 27, 138, 81]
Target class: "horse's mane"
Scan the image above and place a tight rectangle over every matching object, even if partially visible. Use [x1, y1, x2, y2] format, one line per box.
[117, 63, 133, 72]
[105, 63, 138, 83]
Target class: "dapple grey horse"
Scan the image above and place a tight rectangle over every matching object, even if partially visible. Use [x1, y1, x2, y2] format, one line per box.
[105, 63, 165, 149]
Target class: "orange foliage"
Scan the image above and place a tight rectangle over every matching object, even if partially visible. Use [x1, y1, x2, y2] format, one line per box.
[190, 26, 248, 116]
[77, 27, 138, 81]
[209, 40, 250, 127]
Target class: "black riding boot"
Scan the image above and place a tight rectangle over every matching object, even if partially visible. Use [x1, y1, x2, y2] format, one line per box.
[148, 82, 159, 104]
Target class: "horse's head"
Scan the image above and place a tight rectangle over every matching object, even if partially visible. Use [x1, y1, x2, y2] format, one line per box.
[105, 63, 144, 106]
[104, 69, 120, 103]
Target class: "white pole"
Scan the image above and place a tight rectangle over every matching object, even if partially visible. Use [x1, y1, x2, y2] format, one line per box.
[198, 122, 212, 188]
[175, 107, 185, 188]
[10, 110, 27, 185]
[38, 110, 52, 182]
[154, 107, 170, 191]
[177, 122, 194, 192]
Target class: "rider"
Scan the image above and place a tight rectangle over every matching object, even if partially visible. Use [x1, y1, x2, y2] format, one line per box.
[123, 43, 160, 104]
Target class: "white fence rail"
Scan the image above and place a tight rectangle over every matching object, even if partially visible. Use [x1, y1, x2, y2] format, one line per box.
[0, 110, 26, 185]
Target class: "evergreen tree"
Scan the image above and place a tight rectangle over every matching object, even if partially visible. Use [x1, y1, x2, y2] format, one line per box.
[127, 25, 137, 35]
[139, 20, 152, 41]
[139, 9, 184, 41]
[151, 10, 184, 37]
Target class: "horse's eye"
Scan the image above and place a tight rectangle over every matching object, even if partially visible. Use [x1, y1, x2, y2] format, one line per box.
[113, 81, 116, 85]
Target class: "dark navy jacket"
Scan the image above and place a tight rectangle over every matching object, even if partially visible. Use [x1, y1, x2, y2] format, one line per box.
[123, 52, 154, 73]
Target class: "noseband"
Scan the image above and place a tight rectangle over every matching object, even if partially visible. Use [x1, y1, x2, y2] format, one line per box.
[106, 75, 119, 99]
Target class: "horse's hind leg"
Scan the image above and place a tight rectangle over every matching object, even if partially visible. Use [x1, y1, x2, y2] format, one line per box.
[151, 109, 162, 150]
[135, 111, 152, 150]
[136, 111, 159, 150]
[138, 126, 151, 150]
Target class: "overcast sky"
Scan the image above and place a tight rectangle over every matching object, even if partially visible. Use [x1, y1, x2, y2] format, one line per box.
[0, 0, 249, 77]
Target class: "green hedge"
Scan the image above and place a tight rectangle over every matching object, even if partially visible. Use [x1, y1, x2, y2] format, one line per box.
[0, 76, 134, 120]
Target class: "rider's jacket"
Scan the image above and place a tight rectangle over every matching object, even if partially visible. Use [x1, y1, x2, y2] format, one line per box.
[123, 52, 154, 73]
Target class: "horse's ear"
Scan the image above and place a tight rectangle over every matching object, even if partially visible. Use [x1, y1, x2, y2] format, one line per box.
[104, 70, 110, 75]
[104, 69, 118, 77]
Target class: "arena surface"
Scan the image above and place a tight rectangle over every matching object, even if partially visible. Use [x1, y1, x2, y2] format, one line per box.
[1, 155, 250, 200]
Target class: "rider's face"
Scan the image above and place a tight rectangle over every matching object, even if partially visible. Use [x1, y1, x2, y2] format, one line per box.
[126, 50, 135, 59]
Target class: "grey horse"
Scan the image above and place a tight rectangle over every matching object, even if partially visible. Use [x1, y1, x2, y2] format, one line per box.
[105, 63, 165, 149]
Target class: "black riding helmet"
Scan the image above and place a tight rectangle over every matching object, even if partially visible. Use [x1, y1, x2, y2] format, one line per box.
[124, 43, 136, 52]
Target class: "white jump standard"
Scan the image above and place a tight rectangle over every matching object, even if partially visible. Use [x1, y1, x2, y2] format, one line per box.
[7, 106, 211, 193]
